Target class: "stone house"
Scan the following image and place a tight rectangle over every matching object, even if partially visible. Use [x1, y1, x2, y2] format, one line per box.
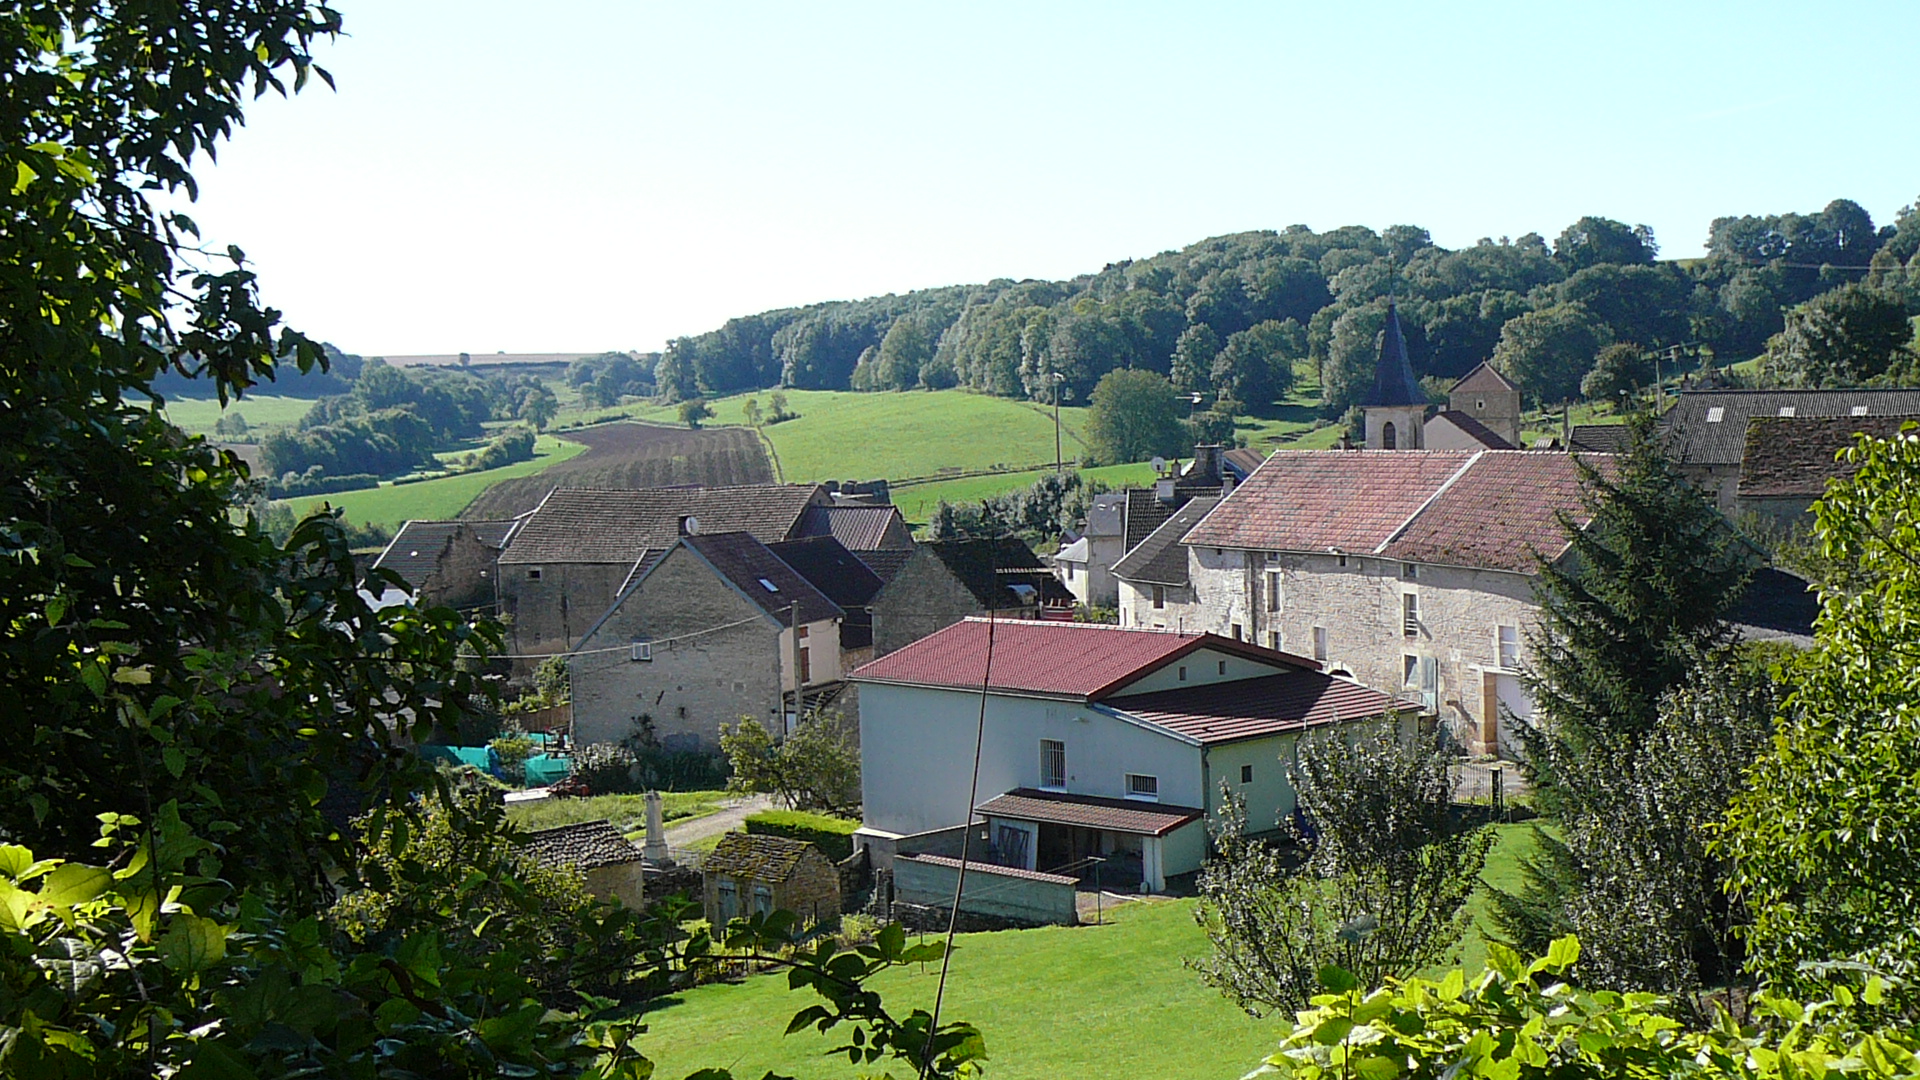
[494, 485, 911, 663]
[1425, 362, 1522, 450]
[368, 517, 525, 611]
[1124, 449, 1612, 757]
[869, 537, 1071, 657]
[1109, 494, 1221, 631]
[1660, 389, 1920, 514]
[1735, 413, 1919, 528]
[765, 536, 887, 671]
[1053, 450, 1228, 609]
[702, 832, 841, 927]
[523, 819, 646, 909]
[850, 620, 1405, 891]
[567, 531, 844, 750]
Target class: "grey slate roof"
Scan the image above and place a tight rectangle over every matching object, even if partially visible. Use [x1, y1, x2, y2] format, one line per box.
[852, 547, 914, 586]
[1663, 390, 1920, 468]
[374, 519, 520, 591]
[1362, 301, 1425, 408]
[499, 484, 826, 565]
[922, 538, 1071, 609]
[1728, 567, 1819, 646]
[1567, 424, 1631, 454]
[1737, 414, 1920, 497]
[684, 532, 842, 625]
[523, 820, 643, 871]
[796, 505, 913, 551]
[1110, 495, 1220, 587]
[1222, 447, 1266, 481]
[704, 832, 822, 881]
[769, 536, 885, 649]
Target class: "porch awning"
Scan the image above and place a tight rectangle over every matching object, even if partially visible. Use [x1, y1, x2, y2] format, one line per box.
[975, 788, 1203, 838]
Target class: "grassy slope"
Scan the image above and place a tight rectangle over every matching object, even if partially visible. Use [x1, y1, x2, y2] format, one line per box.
[640, 823, 1535, 1080]
[162, 393, 316, 437]
[280, 433, 586, 527]
[892, 462, 1158, 527]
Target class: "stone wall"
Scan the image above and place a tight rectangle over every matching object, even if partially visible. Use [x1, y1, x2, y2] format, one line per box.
[583, 861, 646, 909]
[499, 560, 630, 666]
[1186, 548, 1539, 755]
[870, 552, 983, 656]
[568, 546, 785, 750]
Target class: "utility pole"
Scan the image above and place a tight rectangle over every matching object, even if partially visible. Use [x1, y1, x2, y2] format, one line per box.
[1050, 370, 1065, 475]
[788, 602, 801, 735]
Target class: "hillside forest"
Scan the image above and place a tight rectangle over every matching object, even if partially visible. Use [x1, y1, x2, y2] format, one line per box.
[641, 204, 1920, 418]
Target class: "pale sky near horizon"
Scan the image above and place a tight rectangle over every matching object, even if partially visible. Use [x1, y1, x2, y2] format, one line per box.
[185, 1, 1920, 357]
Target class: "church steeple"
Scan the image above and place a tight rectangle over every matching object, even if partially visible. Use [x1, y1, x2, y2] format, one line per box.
[1361, 300, 1427, 449]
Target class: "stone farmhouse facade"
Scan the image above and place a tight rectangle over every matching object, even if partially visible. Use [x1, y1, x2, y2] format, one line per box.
[702, 832, 841, 927]
[1117, 449, 1608, 757]
[494, 484, 911, 663]
[850, 620, 1404, 891]
[567, 532, 848, 750]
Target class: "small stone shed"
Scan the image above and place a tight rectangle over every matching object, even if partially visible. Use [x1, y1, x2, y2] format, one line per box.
[702, 832, 841, 927]
[524, 820, 646, 909]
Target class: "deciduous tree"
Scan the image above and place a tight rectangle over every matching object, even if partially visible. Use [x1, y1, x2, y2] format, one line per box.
[1084, 368, 1186, 465]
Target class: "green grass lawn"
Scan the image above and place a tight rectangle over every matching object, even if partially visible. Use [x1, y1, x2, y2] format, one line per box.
[639, 822, 1537, 1080]
[162, 393, 316, 438]
[505, 791, 729, 837]
[279, 432, 586, 528]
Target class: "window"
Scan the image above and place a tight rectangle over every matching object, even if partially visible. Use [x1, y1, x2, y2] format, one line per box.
[1266, 569, 1283, 611]
[1268, 630, 1282, 651]
[1231, 623, 1243, 641]
[758, 577, 780, 592]
[1065, 563, 1075, 580]
[1177, 665, 1188, 681]
[1382, 421, 1398, 449]
[1240, 764, 1254, 784]
[1402, 593, 1421, 637]
[1312, 626, 1329, 662]
[1125, 773, 1159, 801]
[1040, 739, 1066, 789]
[717, 880, 737, 921]
[1402, 562, 1418, 580]
[630, 639, 652, 662]
[1497, 624, 1520, 669]
[1706, 407, 1725, 423]
[995, 824, 1030, 867]
[1217, 659, 1227, 675]
[752, 885, 773, 916]
[527, 568, 542, 580]
[1404, 654, 1439, 712]
[1337, 553, 1349, 568]
[797, 624, 808, 639]
[1152, 585, 1165, 609]
[798, 644, 811, 684]
[1476, 398, 1486, 410]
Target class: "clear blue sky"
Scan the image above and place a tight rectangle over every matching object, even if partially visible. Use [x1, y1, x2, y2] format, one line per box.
[187, 1, 1920, 356]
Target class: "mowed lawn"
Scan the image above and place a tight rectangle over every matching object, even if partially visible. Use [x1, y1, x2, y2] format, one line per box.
[162, 393, 316, 437]
[505, 791, 729, 837]
[280, 432, 586, 528]
[639, 823, 1537, 1080]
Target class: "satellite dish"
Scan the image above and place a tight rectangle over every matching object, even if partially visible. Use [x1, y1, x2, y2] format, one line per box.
[1150, 456, 1167, 473]
[682, 515, 700, 536]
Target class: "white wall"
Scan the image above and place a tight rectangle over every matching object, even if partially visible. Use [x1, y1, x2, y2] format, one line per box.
[857, 683, 1201, 837]
[1108, 647, 1290, 696]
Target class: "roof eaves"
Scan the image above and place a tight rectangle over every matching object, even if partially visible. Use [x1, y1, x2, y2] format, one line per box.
[840, 674, 1090, 703]
[1084, 634, 1318, 702]
[1088, 701, 1204, 747]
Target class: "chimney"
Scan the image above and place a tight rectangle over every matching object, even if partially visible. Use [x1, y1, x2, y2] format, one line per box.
[1221, 471, 1236, 496]
[1192, 444, 1221, 484]
[1155, 477, 1177, 504]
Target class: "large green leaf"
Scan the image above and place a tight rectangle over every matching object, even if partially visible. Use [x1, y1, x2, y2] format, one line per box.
[159, 914, 229, 974]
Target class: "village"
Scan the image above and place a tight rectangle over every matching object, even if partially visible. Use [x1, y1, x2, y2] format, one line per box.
[370, 304, 1846, 946]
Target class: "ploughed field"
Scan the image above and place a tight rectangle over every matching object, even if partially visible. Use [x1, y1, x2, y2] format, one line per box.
[461, 422, 773, 519]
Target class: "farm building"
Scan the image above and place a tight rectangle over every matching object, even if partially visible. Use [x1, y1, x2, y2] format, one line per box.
[523, 820, 647, 909]
[869, 538, 1072, 657]
[368, 517, 525, 612]
[702, 832, 841, 927]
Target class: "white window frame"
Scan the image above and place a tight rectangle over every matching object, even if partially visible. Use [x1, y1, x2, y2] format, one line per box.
[1497, 624, 1520, 670]
[630, 639, 652, 662]
[1402, 592, 1421, 638]
[1124, 773, 1159, 801]
[1040, 739, 1066, 790]
[1312, 626, 1329, 663]
[1265, 569, 1283, 612]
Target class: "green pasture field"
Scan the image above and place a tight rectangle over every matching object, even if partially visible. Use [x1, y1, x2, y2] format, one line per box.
[892, 462, 1158, 527]
[637, 823, 1534, 1080]
[278, 433, 585, 528]
[162, 393, 315, 438]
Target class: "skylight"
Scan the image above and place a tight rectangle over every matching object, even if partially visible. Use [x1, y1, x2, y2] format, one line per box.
[759, 578, 779, 592]
[1778, 406, 1796, 417]
[1706, 407, 1724, 423]
[1853, 405, 1870, 416]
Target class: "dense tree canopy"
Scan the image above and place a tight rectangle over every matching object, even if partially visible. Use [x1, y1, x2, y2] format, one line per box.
[1084, 368, 1186, 466]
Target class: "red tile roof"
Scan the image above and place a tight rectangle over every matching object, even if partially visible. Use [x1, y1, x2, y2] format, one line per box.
[848, 619, 1315, 700]
[1106, 672, 1414, 745]
[974, 789, 1203, 837]
[1382, 452, 1604, 573]
[1184, 451, 1475, 553]
[1187, 450, 1613, 574]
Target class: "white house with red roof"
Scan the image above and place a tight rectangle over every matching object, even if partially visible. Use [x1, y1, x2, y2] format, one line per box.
[1117, 448, 1612, 757]
[847, 619, 1406, 892]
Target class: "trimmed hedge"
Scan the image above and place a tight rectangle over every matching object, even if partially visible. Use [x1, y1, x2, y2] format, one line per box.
[745, 809, 859, 861]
